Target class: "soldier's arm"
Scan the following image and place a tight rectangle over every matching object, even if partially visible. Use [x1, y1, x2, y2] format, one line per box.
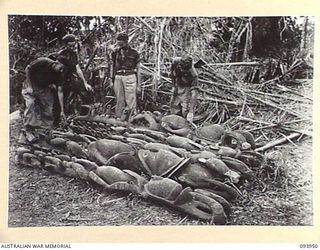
[189, 73, 198, 112]
[110, 62, 115, 82]
[190, 67, 198, 89]
[186, 68, 199, 122]
[76, 64, 92, 91]
[25, 59, 42, 88]
[25, 65, 32, 88]
[109, 51, 116, 86]
[55, 71, 66, 119]
[170, 63, 177, 94]
[136, 62, 141, 92]
[57, 86, 66, 120]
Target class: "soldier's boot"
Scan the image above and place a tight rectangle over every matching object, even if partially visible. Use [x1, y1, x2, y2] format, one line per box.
[120, 108, 130, 122]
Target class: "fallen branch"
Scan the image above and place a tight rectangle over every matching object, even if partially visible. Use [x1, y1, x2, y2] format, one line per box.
[201, 62, 234, 85]
[140, 63, 171, 84]
[279, 132, 299, 147]
[247, 88, 312, 103]
[276, 84, 313, 102]
[261, 76, 282, 86]
[207, 62, 261, 67]
[246, 94, 306, 119]
[255, 132, 301, 152]
[238, 117, 312, 137]
[247, 118, 311, 132]
[197, 87, 236, 101]
[197, 96, 238, 106]
[200, 78, 307, 118]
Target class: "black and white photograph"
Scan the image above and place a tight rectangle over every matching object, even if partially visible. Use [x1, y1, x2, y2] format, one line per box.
[8, 15, 314, 228]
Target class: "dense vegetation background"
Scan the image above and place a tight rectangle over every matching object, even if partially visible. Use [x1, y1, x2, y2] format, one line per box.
[8, 16, 314, 112]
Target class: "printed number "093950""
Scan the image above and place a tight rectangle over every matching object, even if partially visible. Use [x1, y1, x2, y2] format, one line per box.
[300, 244, 318, 248]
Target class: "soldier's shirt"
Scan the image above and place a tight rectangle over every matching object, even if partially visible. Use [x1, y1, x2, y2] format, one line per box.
[111, 45, 141, 71]
[171, 57, 198, 88]
[57, 47, 79, 74]
[26, 57, 64, 89]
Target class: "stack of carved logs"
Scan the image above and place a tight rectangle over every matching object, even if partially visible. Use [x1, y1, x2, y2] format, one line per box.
[15, 110, 265, 225]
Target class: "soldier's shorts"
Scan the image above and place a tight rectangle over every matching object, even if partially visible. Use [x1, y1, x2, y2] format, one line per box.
[22, 84, 54, 129]
[170, 86, 191, 117]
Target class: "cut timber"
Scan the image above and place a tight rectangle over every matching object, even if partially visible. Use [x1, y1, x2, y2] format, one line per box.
[255, 132, 301, 152]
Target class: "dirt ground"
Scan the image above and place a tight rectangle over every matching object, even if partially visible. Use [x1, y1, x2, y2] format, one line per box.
[7, 81, 313, 227]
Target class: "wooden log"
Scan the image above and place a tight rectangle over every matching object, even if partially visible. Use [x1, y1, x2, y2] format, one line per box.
[255, 132, 301, 152]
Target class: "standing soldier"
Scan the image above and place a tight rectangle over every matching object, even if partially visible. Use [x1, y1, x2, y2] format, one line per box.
[170, 55, 198, 122]
[56, 34, 92, 118]
[110, 32, 141, 121]
[18, 57, 66, 143]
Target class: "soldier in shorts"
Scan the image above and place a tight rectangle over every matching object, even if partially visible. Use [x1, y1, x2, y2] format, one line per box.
[170, 55, 198, 123]
[19, 57, 66, 143]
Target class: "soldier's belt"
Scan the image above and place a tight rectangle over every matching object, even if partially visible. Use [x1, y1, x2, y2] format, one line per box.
[116, 69, 136, 76]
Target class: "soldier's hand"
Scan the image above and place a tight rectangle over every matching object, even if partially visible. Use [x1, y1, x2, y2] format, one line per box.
[60, 111, 67, 122]
[170, 92, 175, 105]
[60, 112, 68, 128]
[137, 85, 141, 94]
[49, 84, 56, 90]
[169, 95, 174, 106]
[186, 112, 194, 123]
[109, 78, 114, 88]
[84, 83, 93, 92]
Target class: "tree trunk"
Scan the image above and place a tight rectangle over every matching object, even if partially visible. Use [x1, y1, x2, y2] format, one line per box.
[300, 16, 309, 53]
